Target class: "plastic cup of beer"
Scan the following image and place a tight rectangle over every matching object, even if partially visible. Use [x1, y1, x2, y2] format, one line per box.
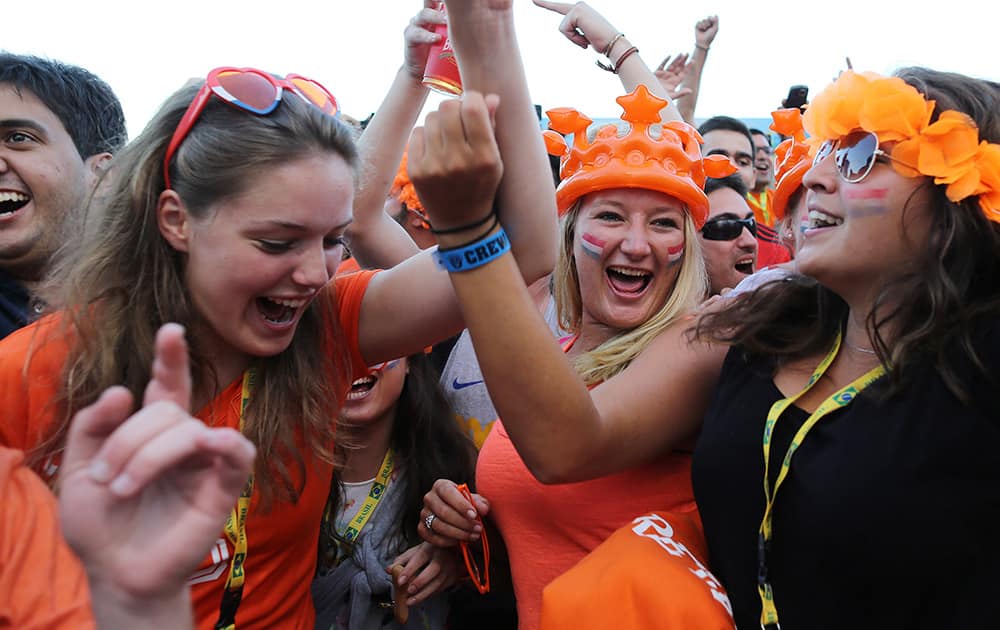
[422, 2, 462, 96]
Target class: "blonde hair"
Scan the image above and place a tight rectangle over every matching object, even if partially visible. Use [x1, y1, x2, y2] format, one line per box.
[553, 198, 709, 386]
[36, 81, 359, 503]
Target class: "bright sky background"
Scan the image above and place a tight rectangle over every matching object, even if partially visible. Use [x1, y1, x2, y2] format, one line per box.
[5, 0, 997, 139]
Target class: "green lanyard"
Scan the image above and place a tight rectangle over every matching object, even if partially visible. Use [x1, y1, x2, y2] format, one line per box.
[215, 369, 256, 630]
[757, 331, 885, 628]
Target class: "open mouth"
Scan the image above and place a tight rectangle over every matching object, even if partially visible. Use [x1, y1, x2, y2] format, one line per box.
[805, 209, 843, 230]
[255, 296, 307, 325]
[734, 256, 755, 275]
[0, 191, 31, 217]
[346, 374, 378, 401]
[606, 266, 652, 296]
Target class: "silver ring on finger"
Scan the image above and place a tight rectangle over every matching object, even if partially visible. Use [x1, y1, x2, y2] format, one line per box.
[424, 513, 437, 533]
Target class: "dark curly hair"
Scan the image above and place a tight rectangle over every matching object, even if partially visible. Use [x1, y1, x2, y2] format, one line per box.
[696, 67, 1000, 403]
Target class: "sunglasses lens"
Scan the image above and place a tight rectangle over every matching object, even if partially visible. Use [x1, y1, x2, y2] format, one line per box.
[836, 131, 878, 183]
[702, 218, 753, 241]
[813, 140, 835, 166]
[289, 77, 338, 115]
[214, 70, 280, 114]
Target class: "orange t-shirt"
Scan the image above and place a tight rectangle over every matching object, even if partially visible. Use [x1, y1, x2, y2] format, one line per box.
[0, 270, 376, 630]
[476, 422, 700, 630]
[0, 447, 95, 629]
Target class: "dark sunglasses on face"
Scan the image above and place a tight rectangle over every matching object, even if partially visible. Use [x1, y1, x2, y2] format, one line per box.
[813, 129, 913, 184]
[701, 216, 757, 241]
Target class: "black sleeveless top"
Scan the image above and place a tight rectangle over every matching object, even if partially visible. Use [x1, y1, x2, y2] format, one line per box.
[692, 323, 1000, 629]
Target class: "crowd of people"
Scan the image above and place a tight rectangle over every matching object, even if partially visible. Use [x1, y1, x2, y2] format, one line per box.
[1, 0, 998, 629]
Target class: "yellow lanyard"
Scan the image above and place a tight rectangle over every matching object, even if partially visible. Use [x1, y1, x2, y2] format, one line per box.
[757, 331, 885, 628]
[338, 449, 394, 542]
[215, 369, 256, 630]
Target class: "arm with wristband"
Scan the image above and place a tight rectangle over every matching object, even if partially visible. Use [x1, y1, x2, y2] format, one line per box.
[350, 0, 559, 367]
[532, 0, 684, 123]
[407, 0, 727, 489]
[676, 15, 719, 124]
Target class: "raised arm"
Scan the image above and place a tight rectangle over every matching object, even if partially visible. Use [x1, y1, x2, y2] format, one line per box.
[532, 0, 684, 122]
[409, 88, 728, 485]
[344, 1, 443, 268]
[355, 0, 559, 364]
[676, 15, 719, 124]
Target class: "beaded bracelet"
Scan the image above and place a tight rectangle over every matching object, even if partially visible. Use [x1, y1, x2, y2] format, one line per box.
[435, 226, 510, 273]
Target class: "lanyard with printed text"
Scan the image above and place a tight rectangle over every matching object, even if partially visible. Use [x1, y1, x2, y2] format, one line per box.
[757, 331, 885, 629]
[338, 449, 394, 542]
[214, 369, 256, 630]
[318, 449, 395, 572]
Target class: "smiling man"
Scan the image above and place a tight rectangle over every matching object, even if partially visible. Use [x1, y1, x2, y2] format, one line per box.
[0, 53, 126, 338]
[700, 174, 758, 295]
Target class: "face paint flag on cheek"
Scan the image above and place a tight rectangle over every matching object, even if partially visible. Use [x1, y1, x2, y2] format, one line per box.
[580, 233, 606, 259]
[667, 243, 684, 265]
[845, 188, 891, 219]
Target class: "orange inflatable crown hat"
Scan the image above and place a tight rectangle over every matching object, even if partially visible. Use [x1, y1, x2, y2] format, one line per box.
[543, 85, 736, 229]
[392, 150, 426, 220]
[767, 108, 812, 221]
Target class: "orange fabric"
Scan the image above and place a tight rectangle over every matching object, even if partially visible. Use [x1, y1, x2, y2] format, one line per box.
[746, 190, 773, 226]
[0, 447, 95, 630]
[0, 270, 377, 630]
[803, 70, 1000, 222]
[540, 511, 734, 630]
[336, 256, 361, 275]
[476, 422, 699, 630]
[544, 85, 735, 227]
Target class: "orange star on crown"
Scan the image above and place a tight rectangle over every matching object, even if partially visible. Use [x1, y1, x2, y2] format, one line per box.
[543, 85, 735, 227]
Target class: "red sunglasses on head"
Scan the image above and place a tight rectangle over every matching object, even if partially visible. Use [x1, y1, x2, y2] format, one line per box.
[163, 66, 339, 189]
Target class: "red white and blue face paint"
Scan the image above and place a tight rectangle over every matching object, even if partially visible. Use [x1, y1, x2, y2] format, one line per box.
[580, 232, 606, 260]
[667, 243, 684, 265]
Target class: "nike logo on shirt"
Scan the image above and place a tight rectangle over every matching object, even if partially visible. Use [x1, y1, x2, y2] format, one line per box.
[452, 378, 484, 390]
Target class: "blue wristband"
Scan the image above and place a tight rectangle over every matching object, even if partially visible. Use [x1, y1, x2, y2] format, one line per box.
[435, 228, 510, 273]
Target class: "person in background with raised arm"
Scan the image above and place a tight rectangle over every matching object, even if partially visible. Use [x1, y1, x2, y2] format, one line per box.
[675, 15, 719, 124]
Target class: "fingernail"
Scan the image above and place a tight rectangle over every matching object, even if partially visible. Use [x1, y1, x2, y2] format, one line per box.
[89, 460, 112, 483]
[398, 575, 408, 585]
[110, 473, 133, 496]
[471, 533, 481, 541]
[408, 585, 417, 594]
[473, 524, 482, 533]
[407, 597, 417, 606]
[467, 510, 477, 519]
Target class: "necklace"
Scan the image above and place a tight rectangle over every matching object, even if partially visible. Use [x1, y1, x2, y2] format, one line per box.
[846, 341, 877, 355]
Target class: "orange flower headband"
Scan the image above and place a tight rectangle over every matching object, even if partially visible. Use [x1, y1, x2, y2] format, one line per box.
[392, 150, 426, 220]
[803, 70, 1000, 223]
[767, 108, 812, 220]
[542, 85, 735, 228]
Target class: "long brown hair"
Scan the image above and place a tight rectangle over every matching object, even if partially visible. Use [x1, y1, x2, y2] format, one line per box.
[697, 67, 1000, 402]
[36, 81, 360, 502]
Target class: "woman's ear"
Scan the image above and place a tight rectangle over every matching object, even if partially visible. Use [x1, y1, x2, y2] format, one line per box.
[157, 189, 192, 252]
